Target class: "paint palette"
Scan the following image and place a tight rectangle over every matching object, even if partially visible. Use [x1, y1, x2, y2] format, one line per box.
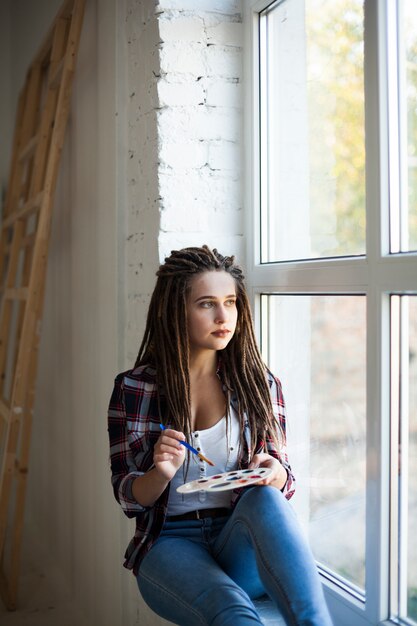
[176, 468, 274, 494]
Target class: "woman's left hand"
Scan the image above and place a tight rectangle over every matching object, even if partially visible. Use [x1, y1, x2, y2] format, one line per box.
[248, 453, 288, 490]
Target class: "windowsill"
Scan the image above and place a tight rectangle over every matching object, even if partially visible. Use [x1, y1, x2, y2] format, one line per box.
[254, 595, 286, 625]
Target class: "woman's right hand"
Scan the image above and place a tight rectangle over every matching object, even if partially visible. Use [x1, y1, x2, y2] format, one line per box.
[153, 428, 186, 481]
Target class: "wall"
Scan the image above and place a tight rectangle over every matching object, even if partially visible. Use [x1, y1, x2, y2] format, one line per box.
[2, 1, 244, 625]
[0, 0, 63, 198]
[28, 0, 122, 624]
[124, 0, 244, 366]
[0, 2, 12, 204]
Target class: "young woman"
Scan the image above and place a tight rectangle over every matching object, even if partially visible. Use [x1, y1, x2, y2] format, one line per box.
[108, 245, 332, 626]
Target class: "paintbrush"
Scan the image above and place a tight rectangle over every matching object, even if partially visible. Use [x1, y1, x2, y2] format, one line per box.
[159, 424, 215, 466]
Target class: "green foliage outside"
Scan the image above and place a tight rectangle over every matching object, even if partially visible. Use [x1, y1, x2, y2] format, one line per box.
[410, 586, 417, 622]
[306, 0, 417, 255]
[407, 27, 417, 250]
[306, 0, 365, 257]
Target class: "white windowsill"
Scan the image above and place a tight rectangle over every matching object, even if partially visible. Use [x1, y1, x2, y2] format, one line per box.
[254, 595, 286, 625]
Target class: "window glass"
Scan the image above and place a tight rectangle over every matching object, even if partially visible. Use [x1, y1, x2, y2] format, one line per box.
[406, 296, 417, 619]
[261, 294, 366, 589]
[259, 0, 365, 263]
[390, 295, 417, 621]
[404, 0, 417, 251]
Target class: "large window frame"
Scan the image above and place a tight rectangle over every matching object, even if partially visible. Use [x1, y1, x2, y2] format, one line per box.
[244, 1, 417, 625]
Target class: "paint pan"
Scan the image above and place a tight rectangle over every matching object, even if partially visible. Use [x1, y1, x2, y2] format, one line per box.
[176, 467, 274, 494]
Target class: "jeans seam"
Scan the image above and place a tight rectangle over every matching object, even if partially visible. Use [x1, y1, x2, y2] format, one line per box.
[213, 517, 299, 626]
[138, 570, 206, 625]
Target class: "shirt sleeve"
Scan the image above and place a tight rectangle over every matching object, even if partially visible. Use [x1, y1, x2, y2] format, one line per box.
[107, 374, 148, 517]
[266, 374, 296, 500]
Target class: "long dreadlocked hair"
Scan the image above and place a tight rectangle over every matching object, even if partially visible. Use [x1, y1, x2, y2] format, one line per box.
[135, 245, 285, 457]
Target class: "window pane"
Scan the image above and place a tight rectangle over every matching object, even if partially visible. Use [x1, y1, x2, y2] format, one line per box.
[392, 295, 417, 622]
[406, 296, 417, 620]
[404, 0, 417, 251]
[259, 0, 365, 263]
[261, 295, 366, 590]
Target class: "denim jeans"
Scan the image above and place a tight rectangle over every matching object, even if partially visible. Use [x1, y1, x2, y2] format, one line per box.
[137, 486, 333, 626]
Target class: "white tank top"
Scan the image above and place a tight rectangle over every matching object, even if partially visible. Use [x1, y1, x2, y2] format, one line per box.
[167, 406, 240, 515]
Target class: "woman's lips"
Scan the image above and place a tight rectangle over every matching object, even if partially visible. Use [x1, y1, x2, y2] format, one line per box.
[212, 330, 231, 337]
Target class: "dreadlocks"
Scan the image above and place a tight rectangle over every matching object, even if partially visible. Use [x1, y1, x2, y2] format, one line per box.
[135, 245, 284, 456]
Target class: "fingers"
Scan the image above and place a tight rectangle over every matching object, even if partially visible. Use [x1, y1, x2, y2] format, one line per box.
[248, 453, 264, 470]
[248, 453, 282, 486]
[154, 448, 184, 461]
[160, 427, 185, 441]
[154, 429, 186, 463]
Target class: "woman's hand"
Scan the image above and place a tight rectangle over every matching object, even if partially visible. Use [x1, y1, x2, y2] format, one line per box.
[248, 453, 288, 490]
[153, 428, 186, 481]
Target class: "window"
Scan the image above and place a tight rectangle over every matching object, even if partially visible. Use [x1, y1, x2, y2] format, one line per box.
[259, 0, 365, 263]
[261, 294, 367, 591]
[391, 295, 417, 623]
[245, 1, 417, 624]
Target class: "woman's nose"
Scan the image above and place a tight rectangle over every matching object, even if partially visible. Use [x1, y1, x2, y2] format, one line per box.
[214, 305, 227, 323]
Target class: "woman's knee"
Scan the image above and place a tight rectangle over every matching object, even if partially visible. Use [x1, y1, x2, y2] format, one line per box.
[237, 485, 287, 514]
[233, 486, 298, 536]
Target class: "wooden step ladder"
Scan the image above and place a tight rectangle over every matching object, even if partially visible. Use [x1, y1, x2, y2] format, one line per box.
[0, 0, 85, 609]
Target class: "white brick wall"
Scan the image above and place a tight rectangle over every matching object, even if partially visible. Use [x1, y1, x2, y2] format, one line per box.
[157, 0, 241, 14]
[156, 3, 244, 262]
[124, 0, 244, 371]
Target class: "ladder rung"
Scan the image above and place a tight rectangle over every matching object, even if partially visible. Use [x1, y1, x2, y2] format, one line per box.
[3, 232, 37, 257]
[2, 193, 43, 229]
[22, 232, 36, 249]
[49, 58, 65, 89]
[4, 288, 28, 301]
[18, 135, 39, 163]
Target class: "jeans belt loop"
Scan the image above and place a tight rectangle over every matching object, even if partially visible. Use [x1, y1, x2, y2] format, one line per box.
[196, 509, 200, 519]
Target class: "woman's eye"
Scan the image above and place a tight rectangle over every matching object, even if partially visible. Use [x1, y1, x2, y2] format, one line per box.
[199, 299, 236, 308]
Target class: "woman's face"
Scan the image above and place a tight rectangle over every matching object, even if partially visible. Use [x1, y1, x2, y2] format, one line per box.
[186, 270, 238, 356]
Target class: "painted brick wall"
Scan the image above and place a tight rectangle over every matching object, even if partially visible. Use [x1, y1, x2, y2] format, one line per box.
[156, 0, 243, 260]
[124, 0, 244, 369]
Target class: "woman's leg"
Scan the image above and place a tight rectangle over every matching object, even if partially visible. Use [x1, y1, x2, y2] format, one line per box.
[211, 487, 333, 626]
[137, 520, 264, 626]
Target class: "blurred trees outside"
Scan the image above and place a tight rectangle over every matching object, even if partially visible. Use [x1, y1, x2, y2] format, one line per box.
[306, 0, 417, 255]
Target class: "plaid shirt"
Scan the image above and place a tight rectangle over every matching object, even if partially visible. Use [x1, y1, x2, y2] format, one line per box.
[107, 363, 296, 575]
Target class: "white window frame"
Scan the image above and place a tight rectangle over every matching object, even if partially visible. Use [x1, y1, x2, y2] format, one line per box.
[243, 1, 417, 625]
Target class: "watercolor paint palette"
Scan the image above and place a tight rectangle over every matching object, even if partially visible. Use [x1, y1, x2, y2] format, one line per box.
[176, 467, 274, 494]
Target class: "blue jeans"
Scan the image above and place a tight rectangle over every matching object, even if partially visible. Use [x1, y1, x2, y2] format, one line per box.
[137, 486, 333, 625]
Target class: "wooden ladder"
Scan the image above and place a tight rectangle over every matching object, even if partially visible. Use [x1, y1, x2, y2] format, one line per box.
[0, 0, 85, 609]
